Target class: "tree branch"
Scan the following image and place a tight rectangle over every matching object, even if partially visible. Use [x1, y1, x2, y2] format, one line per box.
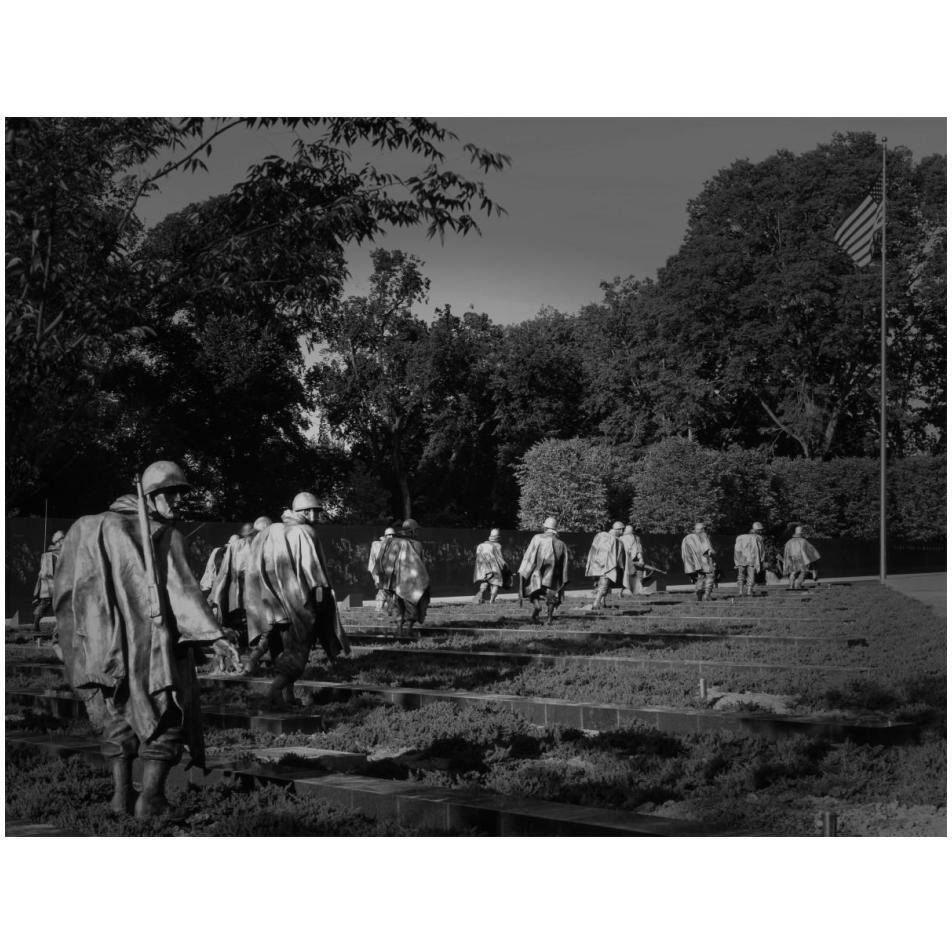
[756, 394, 811, 458]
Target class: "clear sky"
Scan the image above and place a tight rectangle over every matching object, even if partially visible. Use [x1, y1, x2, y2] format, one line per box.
[136, 117, 946, 326]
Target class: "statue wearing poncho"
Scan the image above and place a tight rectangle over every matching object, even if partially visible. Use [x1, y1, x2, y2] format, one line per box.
[244, 508, 349, 704]
[473, 531, 509, 604]
[681, 526, 717, 602]
[54, 493, 226, 761]
[585, 523, 628, 609]
[782, 531, 821, 590]
[517, 525, 569, 624]
[733, 525, 766, 597]
[375, 522, 431, 635]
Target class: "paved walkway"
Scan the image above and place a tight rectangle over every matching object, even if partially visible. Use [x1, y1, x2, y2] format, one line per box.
[884, 572, 947, 618]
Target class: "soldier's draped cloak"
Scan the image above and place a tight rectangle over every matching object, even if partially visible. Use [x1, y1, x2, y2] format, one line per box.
[33, 549, 58, 602]
[473, 540, 507, 584]
[620, 531, 650, 595]
[209, 536, 251, 621]
[244, 511, 349, 659]
[585, 531, 629, 586]
[199, 545, 226, 592]
[368, 538, 384, 587]
[681, 531, 716, 574]
[517, 532, 569, 598]
[733, 532, 766, 570]
[782, 536, 821, 575]
[52, 494, 222, 765]
[375, 536, 430, 606]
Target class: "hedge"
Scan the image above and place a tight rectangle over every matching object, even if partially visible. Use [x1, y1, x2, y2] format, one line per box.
[516, 436, 945, 540]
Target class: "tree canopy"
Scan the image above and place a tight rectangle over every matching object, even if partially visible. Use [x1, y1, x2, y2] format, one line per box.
[6, 123, 944, 533]
[6, 117, 509, 516]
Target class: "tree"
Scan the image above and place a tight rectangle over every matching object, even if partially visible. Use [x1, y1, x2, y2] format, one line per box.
[654, 132, 945, 459]
[309, 249, 433, 520]
[6, 117, 509, 513]
[413, 306, 506, 525]
[490, 307, 589, 522]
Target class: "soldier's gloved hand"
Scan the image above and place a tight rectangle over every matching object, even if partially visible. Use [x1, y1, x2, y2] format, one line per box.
[212, 637, 241, 673]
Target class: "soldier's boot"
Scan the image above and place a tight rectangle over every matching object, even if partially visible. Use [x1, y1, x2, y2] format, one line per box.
[263, 673, 294, 711]
[283, 681, 299, 708]
[530, 606, 542, 625]
[134, 760, 172, 820]
[696, 589, 704, 603]
[108, 757, 135, 816]
[32, 613, 42, 633]
[489, 586, 499, 604]
[242, 639, 267, 676]
[545, 602, 556, 625]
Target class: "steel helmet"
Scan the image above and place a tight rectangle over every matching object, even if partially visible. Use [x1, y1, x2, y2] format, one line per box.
[793, 526, 803, 536]
[253, 516, 272, 532]
[624, 525, 635, 534]
[141, 460, 191, 496]
[402, 518, 420, 533]
[693, 522, 706, 533]
[292, 491, 322, 513]
[489, 528, 500, 541]
[51, 530, 66, 544]
[228, 534, 240, 544]
[542, 517, 558, 531]
[611, 521, 625, 531]
[751, 521, 764, 532]
[384, 527, 396, 537]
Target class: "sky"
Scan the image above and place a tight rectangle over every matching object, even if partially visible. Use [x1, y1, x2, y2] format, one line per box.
[136, 117, 947, 326]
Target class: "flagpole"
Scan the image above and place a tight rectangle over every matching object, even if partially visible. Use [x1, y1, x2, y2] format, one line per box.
[879, 138, 887, 584]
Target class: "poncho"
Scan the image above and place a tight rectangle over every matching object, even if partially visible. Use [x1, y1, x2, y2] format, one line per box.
[681, 531, 716, 574]
[518, 531, 569, 598]
[473, 540, 508, 585]
[733, 532, 766, 570]
[376, 536, 430, 606]
[52, 494, 223, 765]
[244, 511, 349, 660]
[782, 537, 821, 575]
[208, 536, 252, 621]
[33, 549, 59, 602]
[585, 531, 627, 585]
[368, 538, 385, 587]
[620, 531, 651, 594]
[199, 545, 226, 592]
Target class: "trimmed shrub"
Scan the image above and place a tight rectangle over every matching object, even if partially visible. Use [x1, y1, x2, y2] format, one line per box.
[627, 438, 945, 540]
[515, 438, 613, 531]
[628, 437, 771, 533]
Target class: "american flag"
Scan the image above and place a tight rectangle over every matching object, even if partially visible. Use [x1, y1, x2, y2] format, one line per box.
[834, 181, 884, 268]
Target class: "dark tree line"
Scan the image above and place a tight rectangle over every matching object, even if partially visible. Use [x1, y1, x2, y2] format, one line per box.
[6, 123, 944, 526]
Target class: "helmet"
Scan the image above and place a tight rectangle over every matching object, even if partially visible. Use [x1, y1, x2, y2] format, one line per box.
[793, 526, 803, 537]
[384, 527, 396, 537]
[489, 528, 500, 541]
[693, 522, 706, 533]
[402, 518, 419, 533]
[253, 516, 272, 532]
[542, 517, 558, 531]
[611, 521, 624, 531]
[751, 521, 764, 532]
[624, 525, 635, 534]
[240, 522, 255, 538]
[292, 491, 322, 513]
[141, 460, 191, 496]
[51, 530, 66, 544]
[228, 534, 240, 544]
